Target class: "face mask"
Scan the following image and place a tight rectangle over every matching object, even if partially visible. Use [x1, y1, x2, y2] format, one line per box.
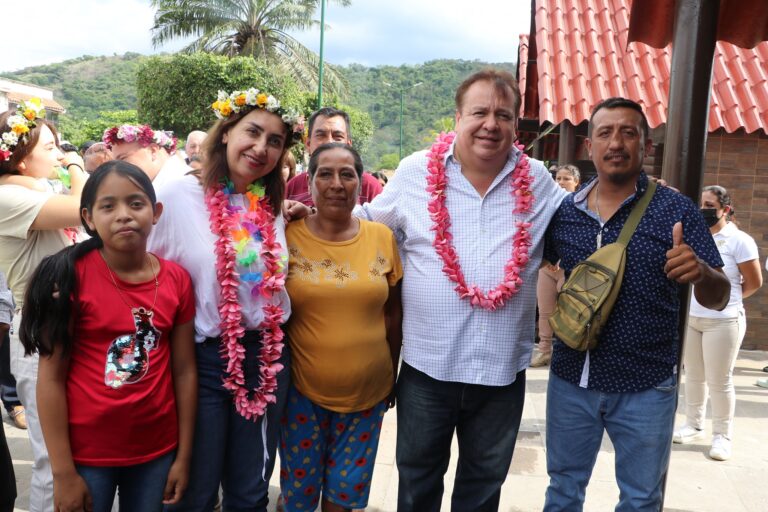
[700, 208, 721, 228]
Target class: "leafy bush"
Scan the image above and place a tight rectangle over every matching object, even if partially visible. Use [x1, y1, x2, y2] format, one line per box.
[137, 53, 303, 136]
[59, 110, 139, 147]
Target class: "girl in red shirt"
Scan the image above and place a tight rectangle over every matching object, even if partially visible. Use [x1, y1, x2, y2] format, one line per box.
[20, 161, 197, 512]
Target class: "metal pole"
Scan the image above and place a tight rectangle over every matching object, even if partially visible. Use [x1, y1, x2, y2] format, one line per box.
[399, 90, 404, 160]
[658, 0, 720, 508]
[317, 0, 326, 109]
[557, 120, 575, 165]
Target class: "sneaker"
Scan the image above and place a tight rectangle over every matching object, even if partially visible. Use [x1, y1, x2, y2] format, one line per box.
[709, 434, 732, 461]
[756, 378, 768, 389]
[672, 424, 704, 444]
[9, 405, 27, 430]
[530, 351, 551, 367]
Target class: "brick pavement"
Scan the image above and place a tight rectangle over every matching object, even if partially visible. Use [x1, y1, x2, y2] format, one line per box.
[6, 350, 767, 511]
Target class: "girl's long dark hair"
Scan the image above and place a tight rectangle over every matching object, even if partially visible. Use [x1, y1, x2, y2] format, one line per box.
[19, 161, 157, 357]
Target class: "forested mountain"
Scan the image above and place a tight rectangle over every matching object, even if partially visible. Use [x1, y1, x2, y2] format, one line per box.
[1, 54, 515, 168]
[2, 54, 145, 118]
[343, 60, 516, 166]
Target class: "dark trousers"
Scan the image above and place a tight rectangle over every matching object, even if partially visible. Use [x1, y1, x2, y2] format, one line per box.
[0, 329, 20, 412]
[0, 331, 16, 512]
[165, 334, 290, 512]
[395, 362, 526, 512]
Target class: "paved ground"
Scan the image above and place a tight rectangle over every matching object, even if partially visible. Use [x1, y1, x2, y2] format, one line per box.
[6, 350, 768, 511]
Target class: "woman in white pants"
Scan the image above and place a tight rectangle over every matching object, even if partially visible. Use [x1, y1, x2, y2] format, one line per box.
[673, 185, 762, 460]
[0, 103, 86, 511]
[531, 164, 580, 367]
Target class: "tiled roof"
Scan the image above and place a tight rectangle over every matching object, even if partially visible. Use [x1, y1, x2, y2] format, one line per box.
[525, 0, 768, 134]
[6, 92, 65, 113]
[627, 0, 768, 50]
[518, 34, 529, 118]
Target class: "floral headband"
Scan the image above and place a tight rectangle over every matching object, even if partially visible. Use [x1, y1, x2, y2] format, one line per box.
[102, 124, 178, 154]
[1, 98, 45, 162]
[211, 88, 305, 142]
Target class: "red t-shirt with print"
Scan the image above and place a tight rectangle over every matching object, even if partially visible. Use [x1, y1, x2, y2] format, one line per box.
[67, 249, 195, 466]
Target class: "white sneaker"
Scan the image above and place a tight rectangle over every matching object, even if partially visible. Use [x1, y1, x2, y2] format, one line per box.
[709, 434, 732, 461]
[672, 424, 705, 444]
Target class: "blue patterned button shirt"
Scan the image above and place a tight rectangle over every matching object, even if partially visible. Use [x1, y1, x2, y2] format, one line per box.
[544, 172, 723, 393]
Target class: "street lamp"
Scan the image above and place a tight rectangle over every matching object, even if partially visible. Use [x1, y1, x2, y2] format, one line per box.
[384, 81, 423, 160]
[317, 0, 326, 109]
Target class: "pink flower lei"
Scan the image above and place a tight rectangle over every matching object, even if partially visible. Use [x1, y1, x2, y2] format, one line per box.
[426, 131, 534, 311]
[205, 181, 286, 420]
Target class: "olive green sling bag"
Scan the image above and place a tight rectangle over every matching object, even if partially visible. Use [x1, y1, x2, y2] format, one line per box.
[549, 180, 657, 351]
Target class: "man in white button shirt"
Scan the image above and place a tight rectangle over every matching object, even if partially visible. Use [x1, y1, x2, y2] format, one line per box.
[359, 70, 566, 511]
[103, 124, 190, 192]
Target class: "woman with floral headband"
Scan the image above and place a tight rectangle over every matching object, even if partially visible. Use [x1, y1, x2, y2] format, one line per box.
[0, 99, 87, 511]
[103, 124, 188, 191]
[148, 87, 304, 511]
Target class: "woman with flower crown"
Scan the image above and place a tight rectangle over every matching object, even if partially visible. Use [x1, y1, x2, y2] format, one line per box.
[148, 87, 304, 511]
[0, 99, 88, 512]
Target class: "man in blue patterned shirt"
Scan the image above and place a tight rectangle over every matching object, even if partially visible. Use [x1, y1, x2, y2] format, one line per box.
[542, 97, 730, 511]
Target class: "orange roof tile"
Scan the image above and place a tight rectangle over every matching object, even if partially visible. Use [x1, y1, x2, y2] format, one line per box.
[6, 92, 65, 114]
[518, 34, 529, 118]
[628, 0, 768, 50]
[524, 0, 768, 134]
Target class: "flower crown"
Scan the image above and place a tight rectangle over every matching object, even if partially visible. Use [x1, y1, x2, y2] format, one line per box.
[102, 124, 178, 154]
[1, 98, 45, 162]
[211, 88, 305, 142]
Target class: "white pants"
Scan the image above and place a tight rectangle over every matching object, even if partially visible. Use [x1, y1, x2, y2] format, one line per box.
[536, 265, 565, 354]
[9, 313, 54, 512]
[682, 313, 745, 438]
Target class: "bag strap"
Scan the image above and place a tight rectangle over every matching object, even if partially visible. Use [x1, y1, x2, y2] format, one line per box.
[616, 179, 657, 247]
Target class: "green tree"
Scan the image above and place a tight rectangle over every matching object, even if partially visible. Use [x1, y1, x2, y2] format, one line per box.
[422, 116, 455, 144]
[59, 110, 139, 147]
[377, 153, 400, 171]
[137, 53, 302, 136]
[150, 0, 351, 96]
[342, 103, 374, 158]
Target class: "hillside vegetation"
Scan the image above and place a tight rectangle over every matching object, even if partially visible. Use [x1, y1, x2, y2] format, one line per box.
[1, 54, 515, 168]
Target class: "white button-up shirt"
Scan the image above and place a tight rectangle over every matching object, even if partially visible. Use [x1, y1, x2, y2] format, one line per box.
[360, 142, 567, 385]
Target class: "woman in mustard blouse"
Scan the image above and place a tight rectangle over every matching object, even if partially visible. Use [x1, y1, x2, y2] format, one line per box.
[280, 143, 402, 512]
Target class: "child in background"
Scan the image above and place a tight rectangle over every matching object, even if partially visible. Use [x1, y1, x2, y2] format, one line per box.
[20, 162, 197, 512]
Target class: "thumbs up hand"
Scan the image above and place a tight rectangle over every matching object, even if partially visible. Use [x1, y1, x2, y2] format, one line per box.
[665, 221, 704, 283]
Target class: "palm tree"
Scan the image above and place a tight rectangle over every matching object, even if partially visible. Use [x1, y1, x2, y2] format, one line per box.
[150, 0, 351, 96]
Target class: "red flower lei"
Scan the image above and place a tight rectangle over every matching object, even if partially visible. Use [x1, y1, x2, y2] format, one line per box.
[426, 131, 534, 311]
[205, 182, 286, 420]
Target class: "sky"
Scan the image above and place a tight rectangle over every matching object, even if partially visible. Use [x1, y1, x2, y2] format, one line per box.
[2, 0, 532, 73]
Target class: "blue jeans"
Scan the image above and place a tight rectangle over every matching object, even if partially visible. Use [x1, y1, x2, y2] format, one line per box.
[544, 373, 677, 512]
[76, 451, 174, 512]
[395, 362, 526, 512]
[166, 334, 290, 512]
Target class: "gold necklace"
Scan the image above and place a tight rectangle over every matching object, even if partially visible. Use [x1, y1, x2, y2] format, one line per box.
[100, 250, 159, 315]
[594, 183, 602, 221]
